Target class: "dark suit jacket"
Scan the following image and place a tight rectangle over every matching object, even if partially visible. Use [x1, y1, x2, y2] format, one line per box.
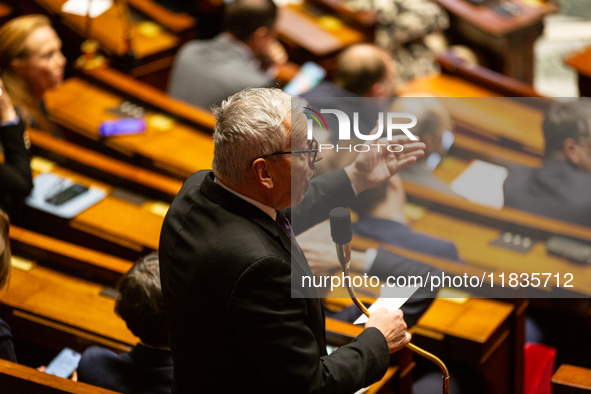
[503, 159, 591, 228]
[77, 344, 173, 394]
[0, 119, 33, 205]
[0, 318, 16, 362]
[159, 170, 390, 393]
[353, 217, 461, 262]
[167, 34, 275, 110]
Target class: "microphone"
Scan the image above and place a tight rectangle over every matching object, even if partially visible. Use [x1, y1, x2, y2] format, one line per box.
[329, 207, 352, 271]
[328, 207, 450, 394]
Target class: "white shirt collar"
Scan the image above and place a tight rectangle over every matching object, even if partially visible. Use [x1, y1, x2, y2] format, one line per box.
[214, 176, 277, 220]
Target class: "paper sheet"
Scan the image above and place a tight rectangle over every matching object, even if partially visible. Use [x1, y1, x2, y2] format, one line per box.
[26, 172, 107, 219]
[353, 285, 420, 325]
[450, 159, 508, 209]
[61, 0, 113, 18]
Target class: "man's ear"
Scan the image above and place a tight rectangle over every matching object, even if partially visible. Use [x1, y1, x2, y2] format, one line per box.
[252, 26, 270, 41]
[10, 58, 25, 77]
[368, 82, 386, 98]
[563, 138, 581, 166]
[252, 158, 274, 189]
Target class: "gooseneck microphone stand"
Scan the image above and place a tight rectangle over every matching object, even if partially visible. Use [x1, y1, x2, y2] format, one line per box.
[329, 207, 450, 394]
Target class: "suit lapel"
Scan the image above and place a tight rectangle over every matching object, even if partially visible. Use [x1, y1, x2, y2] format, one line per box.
[200, 172, 315, 280]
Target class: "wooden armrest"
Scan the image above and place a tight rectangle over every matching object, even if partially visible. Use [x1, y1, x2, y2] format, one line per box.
[436, 52, 547, 98]
[0, 359, 121, 394]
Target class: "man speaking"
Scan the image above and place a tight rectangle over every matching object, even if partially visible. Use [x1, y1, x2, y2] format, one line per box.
[159, 88, 425, 393]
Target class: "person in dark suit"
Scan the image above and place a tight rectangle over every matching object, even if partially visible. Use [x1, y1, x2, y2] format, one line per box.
[77, 253, 173, 394]
[167, 0, 285, 110]
[0, 77, 32, 208]
[351, 173, 461, 261]
[391, 96, 459, 196]
[159, 87, 426, 393]
[503, 99, 591, 227]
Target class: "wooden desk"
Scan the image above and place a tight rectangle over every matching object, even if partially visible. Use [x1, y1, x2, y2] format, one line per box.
[414, 298, 521, 394]
[12, 158, 165, 260]
[565, 46, 591, 97]
[326, 295, 522, 394]
[276, 2, 367, 73]
[45, 76, 214, 179]
[433, 0, 558, 83]
[392, 178, 591, 297]
[0, 265, 138, 354]
[552, 364, 591, 393]
[0, 360, 120, 394]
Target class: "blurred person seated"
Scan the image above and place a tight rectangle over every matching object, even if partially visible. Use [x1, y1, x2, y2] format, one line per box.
[391, 96, 459, 196]
[503, 99, 591, 227]
[302, 44, 396, 143]
[337, 0, 449, 83]
[77, 252, 173, 394]
[0, 15, 66, 135]
[0, 77, 33, 207]
[351, 174, 461, 261]
[167, 0, 286, 110]
[0, 209, 16, 362]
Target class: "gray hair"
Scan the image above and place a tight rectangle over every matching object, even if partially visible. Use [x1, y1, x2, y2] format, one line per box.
[115, 252, 168, 347]
[211, 88, 308, 186]
[543, 99, 591, 156]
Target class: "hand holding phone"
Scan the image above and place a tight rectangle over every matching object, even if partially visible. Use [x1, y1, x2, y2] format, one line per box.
[45, 348, 81, 379]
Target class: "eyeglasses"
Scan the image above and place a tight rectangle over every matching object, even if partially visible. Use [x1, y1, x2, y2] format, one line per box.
[262, 138, 319, 164]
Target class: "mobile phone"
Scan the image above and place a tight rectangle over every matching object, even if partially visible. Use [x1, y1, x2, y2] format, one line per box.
[98, 117, 147, 137]
[46, 184, 89, 206]
[45, 348, 81, 378]
[283, 62, 326, 96]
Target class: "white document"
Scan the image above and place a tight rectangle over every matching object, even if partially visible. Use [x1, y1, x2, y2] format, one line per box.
[450, 159, 509, 209]
[353, 285, 420, 325]
[61, 0, 113, 18]
[26, 172, 107, 219]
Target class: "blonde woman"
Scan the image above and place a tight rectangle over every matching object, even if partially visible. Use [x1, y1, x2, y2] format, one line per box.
[0, 15, 66, 203]
[0, 14, 66, 132]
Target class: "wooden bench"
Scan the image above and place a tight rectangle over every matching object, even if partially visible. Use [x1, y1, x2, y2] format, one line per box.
[0, 359, 120, 394]
[9, 225, 132, 285]
[0, 264, 137, 356]
[29, 128, 181, 202]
